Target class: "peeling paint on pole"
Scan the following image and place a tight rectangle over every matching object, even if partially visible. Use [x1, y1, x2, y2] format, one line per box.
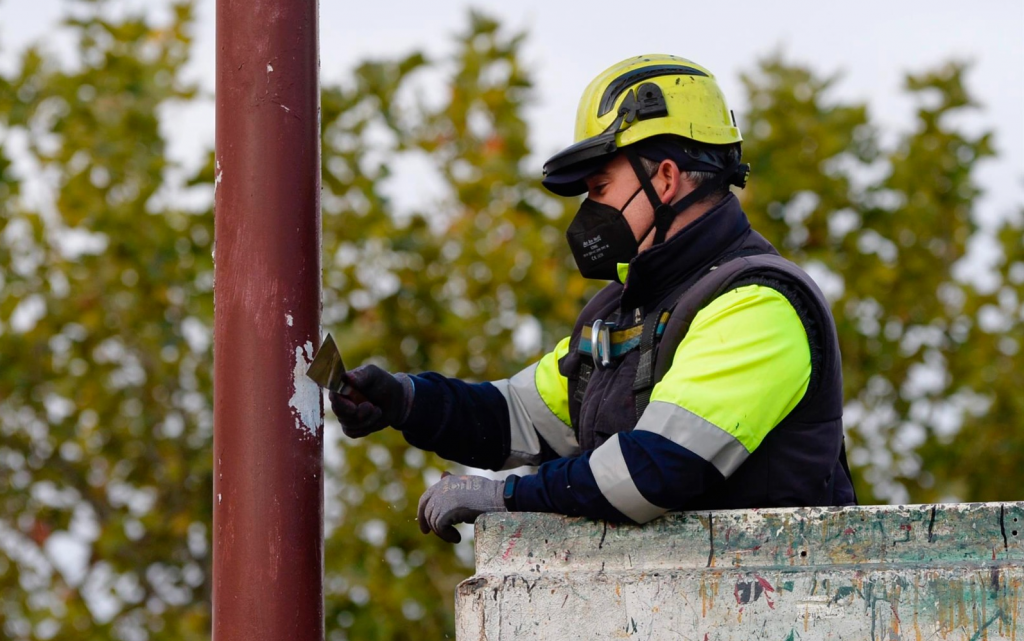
[458, 503, 1024, 640]
[289, 341, 322, 438]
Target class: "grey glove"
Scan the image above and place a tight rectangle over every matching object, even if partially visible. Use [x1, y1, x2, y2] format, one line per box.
[417, 472, 506, 543]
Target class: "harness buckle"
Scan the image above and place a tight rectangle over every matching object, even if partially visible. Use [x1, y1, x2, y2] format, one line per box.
[590, 319, 613, 370]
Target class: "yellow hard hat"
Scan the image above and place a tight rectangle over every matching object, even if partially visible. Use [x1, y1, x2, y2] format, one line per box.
[543, 54, 743, 196]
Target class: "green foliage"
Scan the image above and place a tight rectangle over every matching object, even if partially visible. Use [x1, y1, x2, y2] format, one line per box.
[0, 2, 212, 639]
[0, 4, 1021, 641]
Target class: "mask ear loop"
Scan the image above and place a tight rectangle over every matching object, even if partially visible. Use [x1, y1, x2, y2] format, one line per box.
[624, 147, 680, 245]
[636, 218, 658, 247]
[600, 180, 656, 248]
[617, 184, 646, 212]
[632, 201, 660, 249]
[621, 148, 666, 246]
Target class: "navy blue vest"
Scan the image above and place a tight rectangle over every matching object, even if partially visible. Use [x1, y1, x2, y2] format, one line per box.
[561, 194, 856, 508]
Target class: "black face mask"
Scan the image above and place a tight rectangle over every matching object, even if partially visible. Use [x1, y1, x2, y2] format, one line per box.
[565, 187, 655, 281]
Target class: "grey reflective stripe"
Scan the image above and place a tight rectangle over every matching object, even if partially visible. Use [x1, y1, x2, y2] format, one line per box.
[492, 364, 579, 469]
[491, 379, 543, 468]
[635, 401, 751, 477]
[589, 434, 667, 524]
[508, 363, 579, 458]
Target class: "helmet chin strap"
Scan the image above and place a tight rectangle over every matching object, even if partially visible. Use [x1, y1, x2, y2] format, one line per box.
[624, 147, 750, 245]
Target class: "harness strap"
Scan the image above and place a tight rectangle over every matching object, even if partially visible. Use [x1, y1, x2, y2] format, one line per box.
[631, 308, 664, 419]
[573, 362, 593, 404]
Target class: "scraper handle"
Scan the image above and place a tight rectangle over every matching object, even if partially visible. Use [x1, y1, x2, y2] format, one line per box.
[336, 381, 368, 405]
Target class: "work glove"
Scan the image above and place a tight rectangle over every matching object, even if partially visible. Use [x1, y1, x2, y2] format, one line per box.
[328, 364, 414, 438]
[417, 472, 506, 543]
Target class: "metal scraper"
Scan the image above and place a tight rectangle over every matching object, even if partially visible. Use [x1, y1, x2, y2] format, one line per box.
[306, 333, 348, 393]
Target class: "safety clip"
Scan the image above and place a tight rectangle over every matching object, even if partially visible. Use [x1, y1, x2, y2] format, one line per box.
[590, 319, 613, 370]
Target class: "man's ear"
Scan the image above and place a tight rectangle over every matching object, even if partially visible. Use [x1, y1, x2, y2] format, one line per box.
[657, 159, 685, 203]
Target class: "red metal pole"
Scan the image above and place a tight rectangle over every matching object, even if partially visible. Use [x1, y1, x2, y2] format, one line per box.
[213, 0, 323, 639]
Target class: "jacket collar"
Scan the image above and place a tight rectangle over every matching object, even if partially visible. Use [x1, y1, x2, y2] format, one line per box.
[619, 193, 751, 310]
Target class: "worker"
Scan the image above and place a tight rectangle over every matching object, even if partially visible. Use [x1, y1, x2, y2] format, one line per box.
[330, 54, 855, 543]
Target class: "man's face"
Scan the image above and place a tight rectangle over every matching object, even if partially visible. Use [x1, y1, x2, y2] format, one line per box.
[583, 154, 685, 252]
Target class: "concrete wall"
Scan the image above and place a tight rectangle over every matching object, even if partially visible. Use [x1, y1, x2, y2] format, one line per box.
[456, 503, 1024, 640]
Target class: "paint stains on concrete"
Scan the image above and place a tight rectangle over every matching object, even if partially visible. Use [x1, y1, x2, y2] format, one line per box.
[457, 503, 1024, 639]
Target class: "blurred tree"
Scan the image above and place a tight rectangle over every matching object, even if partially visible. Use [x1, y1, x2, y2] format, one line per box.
[0, 1, 213, 640]
[0, 3, 1021, 641]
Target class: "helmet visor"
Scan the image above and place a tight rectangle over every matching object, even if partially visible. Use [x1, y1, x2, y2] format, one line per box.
[541, 130, 618, 197]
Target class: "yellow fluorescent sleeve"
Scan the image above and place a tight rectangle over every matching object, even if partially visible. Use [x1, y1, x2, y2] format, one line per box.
[649, 285, 811, 453]
[534, 336, 573, 427]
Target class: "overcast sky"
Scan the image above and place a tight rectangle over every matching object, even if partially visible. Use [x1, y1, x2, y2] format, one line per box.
[1, 0, 1022, 224]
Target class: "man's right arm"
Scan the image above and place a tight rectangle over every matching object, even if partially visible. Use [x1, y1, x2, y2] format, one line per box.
[400, 337, 580, 471]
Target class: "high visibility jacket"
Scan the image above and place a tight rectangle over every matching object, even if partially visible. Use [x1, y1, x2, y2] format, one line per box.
[401, 194, 854, 523]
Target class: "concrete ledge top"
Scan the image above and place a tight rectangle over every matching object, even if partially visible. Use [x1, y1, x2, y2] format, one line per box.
[474, 502, 1024, 575]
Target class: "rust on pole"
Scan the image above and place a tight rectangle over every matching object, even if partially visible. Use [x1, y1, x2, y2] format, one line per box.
[213, 0, 323, 639]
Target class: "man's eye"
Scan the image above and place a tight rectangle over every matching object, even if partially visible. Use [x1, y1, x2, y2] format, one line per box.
[591, 184, 606, 195]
